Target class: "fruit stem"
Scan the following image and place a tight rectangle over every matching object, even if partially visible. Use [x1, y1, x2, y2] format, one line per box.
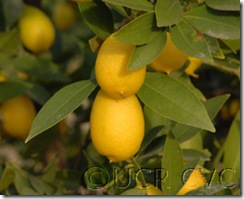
[131, 157, 147, 188]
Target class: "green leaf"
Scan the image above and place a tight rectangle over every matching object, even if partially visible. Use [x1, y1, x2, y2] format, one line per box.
[182, 149, 211, 161]
[121, 187, 147, 195]
[137, 126, 164, 155]
[41, 158, 57, 183]
[221, 39, 240, 54]
[30, 177, 56, 195]
[206, 0, 240, 11]
[26, 80, 97, 143]
[2, 0, 23, 29]
[24, 126, 58, 156]
[223, 111, 240, 183]
[13, 169, 38, 195]
[0, 80, 34, 103]
[161, 134, 184, 194]
[77, 0, 113, 40]
[180, 133, 203, 150]
[102, 0, 153, 12]
[56, 170, 82, 190]
[137, 72, 215, 132]
[177, 74, 206, 101]
[174, 94, 230, 143]
[205, 36, 225, 59]
[0, 28, 21, 55]
[155, 0, 183, 27]
[104, 3, 128, 17]
[184, 5, 240, 40]
[144, 104, 169, 133]
[26, 83, 51, 105]
[0, 167, 15, 192]
[113, 12, 160, 45]
[13, 56, 69, 82]
[170, 21, 212, 61]
[187, 181, 234, 195]
[128, 31, 166, 71]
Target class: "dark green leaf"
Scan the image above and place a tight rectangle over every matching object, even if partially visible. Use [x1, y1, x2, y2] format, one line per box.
[26, 83, 51, 105]
[205, 36, 225, 59]
[30, 177, 56, 195]
[104, 3, 128, 17]
[180, 133, 203, 150]
[206, 0, 240, 11]
[174, 94, 230, 143]
[121, 187, 147, 195]
[3, 0, 23, 29]
[26, 80, 97, 143]
[184, 5, 240, 40]
[161, 134, 184, 194]
[0, 28, 21, 55]
[13, 169, 38, 195]
[221, 39, 240, 54]
[155, 0, 183, 27]
[77, 0, 113, 40]
[182, 149, 211, 161]
[137, 126, 164, 154]
[137, 72, 215, 132]
[0, 80, 34, 103]
[13, 56, 69, 82]
[102, 0, 153, 12]
[41, 158, 57, 183]
[144, 104, 170, 133]
[170, 21, 212, 61]
[223, 111, 240, 183]
[128, 31, 166, 71]
[56, 170, 82, 190]
[177, 74, 206, 101]
[24, 126, 58, 156]
[113, 12, 160, 45]
[0, 167, 15, 192]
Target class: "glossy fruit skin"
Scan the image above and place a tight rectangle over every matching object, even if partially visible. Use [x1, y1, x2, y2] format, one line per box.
[0, 95, 36, 140]
[185, 57, 203, 78]
[177, 169, 206, 195]
[53, 2, 76, 30]
[149, 32, 187, 74]
[95, 35, 146, 99]
[90, 90, 144, 162]
[19, 5, 55, 53]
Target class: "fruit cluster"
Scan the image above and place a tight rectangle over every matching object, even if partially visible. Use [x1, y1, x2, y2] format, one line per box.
[149, 32, 202, 77]
[90, 35, 146, 162]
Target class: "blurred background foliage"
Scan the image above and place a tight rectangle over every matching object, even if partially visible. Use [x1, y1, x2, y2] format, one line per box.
[0, 0, 240, 196]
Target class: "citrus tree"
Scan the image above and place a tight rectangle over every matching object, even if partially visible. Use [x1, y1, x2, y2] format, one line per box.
[0, 0, 240, 196]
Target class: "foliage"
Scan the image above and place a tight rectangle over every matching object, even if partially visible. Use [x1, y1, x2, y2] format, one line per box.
[0, 0, 240, 196]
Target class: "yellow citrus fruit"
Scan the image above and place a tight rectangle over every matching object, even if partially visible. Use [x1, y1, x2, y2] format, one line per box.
[177, 169, 206, 195]
[137, 183, 163, 195]
[18, 5, 55, 53]
[139, 184, 163, 195]
[17, 72, 28, 80]
[58, 119, 68, 136]
[149, 32, 187, 74]
[90, 90, 144, 162]
[0, 95, 36, 140]
[0, 74, 6, 82]
[53, 1, 76, 30]
[185, 57, 203, 78]
[95, 35, 146, 99]
[229, 99, 240, 117]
